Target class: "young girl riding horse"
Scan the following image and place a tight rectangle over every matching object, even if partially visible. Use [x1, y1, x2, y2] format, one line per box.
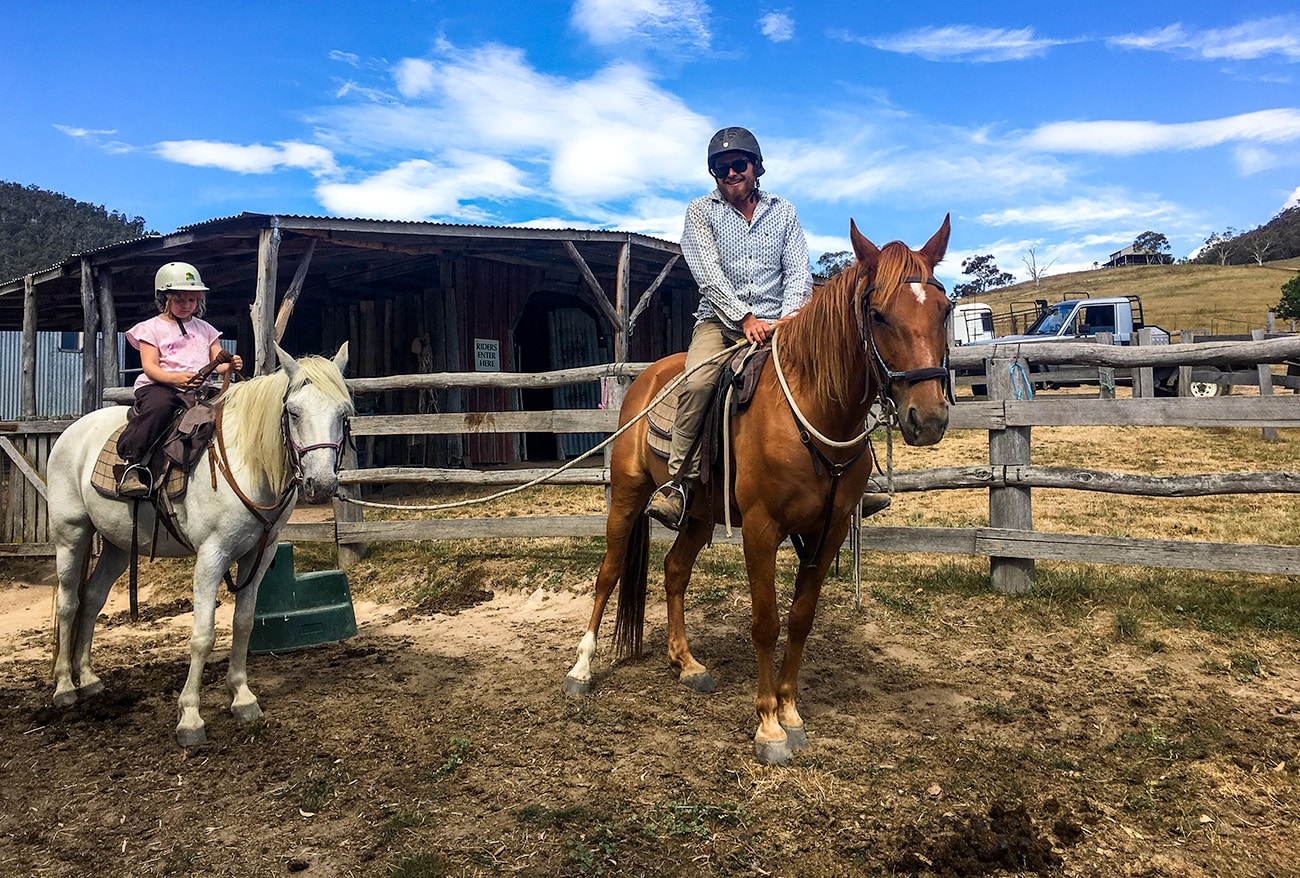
[115, 261, 243, 496]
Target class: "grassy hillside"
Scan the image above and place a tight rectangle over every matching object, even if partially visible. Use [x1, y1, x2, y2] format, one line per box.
[960, 257, 1300, 336]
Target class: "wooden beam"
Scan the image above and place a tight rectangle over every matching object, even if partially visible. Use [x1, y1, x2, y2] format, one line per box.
[563, 240, 623, 334]
[80, 258, 100, 413]
[274, 238, 316, 342]
[0, 437, 47, 500]
[253, 223, 281, 375]
[21, 275, 35, 418]
[97, 269, 119, 391]
[615, 239, 631, 361]
[627, 255, 679, 336]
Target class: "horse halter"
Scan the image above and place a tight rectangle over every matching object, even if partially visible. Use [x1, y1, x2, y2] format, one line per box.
[279, 384, 352, 481]
[861, 275, 954, 406]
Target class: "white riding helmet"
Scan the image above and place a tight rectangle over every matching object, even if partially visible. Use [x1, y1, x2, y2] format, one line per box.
[154, 262, 209, 313]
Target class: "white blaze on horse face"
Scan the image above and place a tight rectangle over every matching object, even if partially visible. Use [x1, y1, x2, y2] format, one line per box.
[910, 281, 928, 305]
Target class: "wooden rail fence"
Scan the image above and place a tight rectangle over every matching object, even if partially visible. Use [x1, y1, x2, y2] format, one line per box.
[4, 337, 1299, 595]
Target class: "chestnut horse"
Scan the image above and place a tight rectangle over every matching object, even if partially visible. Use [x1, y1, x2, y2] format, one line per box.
[563, 216, 952, 765]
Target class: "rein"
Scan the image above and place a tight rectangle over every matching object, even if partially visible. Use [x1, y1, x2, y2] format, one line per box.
[764, 272, 951, 568]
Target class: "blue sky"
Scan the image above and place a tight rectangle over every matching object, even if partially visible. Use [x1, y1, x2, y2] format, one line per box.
[4, 1, 1298, 290]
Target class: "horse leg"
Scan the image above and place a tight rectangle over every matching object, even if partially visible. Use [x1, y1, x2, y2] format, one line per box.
[563, 478, 653, 696]
[65, 543, 130, 701]
[175, 548, 227, 748]
[226, 545, 276, 724]
[663, 514, 716, 692]
[742, 527, 790, 765]
[52, 525, 94, 706]
[776, 517, 852, 753]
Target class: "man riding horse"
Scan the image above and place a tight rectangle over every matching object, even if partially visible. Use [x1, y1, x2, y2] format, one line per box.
[646, 126, 889, 529]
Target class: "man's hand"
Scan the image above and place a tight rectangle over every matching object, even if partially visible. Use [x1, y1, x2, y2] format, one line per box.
[740, 313, 773, 345]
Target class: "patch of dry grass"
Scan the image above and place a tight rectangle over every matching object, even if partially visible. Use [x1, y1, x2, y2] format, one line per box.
[967, 259, 1300, 334]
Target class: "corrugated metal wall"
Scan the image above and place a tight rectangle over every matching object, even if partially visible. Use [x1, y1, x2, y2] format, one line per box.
[0, 331, 128, 420]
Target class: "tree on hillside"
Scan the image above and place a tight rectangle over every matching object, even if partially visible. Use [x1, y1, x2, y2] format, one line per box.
[1201, 228, 1239, 265]
[954, 254, 1014, 298]
[1133, 231, 1171, 258]
[0, 181, 151, 280]
[1276, 274, 1300, 324]
[1021, 246, 1057, 288]
[1246, 235, 1275, 267]
[816, 250, 853, 278]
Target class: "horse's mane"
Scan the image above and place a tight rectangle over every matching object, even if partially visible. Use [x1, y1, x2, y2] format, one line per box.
[217, 356, 353, 493]
[778, 240, 931, 410]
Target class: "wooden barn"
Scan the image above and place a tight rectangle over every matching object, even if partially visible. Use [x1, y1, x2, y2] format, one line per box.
[0, 213, 702, 467]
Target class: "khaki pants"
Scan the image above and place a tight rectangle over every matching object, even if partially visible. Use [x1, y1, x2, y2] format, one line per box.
[668, 319, 738, 481]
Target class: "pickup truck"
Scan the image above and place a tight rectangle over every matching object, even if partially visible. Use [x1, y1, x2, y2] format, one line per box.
[963, 294, 1227, 397]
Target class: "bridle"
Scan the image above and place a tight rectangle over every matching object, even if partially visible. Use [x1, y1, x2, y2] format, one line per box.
[861, 274, 954, 409]
[280, 395, 352, 482]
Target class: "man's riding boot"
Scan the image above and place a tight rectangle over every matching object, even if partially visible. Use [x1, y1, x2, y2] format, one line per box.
[117, 465, 152, 498]
[861, 494, 892, 517]
[646, 482, 692, 531]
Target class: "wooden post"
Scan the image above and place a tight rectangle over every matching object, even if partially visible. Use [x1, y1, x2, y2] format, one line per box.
[1176, 330, 1194, 397]
[273, 238, 316, 342]
[334, 443, 366, 568]
[1095, 331, 1116, 399]
[1254, 329, 1278, 442]
[98, 269, 119, 394]
[614, 239, 631, 363]
[1133, 328, 1156, 398]
[80, 258, 100, 414]
[21, 275, 36, 418]
[253, 223, 281, 375]
[988, 354, 1034, 595]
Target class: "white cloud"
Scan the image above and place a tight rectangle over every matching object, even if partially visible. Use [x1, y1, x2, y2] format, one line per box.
[156, 140, 339, 176]
[840, 25, 1071, 62]
[1022, 109, 1300, 155]
[975, 194, 1180, 230]
[322, 44, 711, 210]
[571, 0, 711, 49]
[315, 154, 529, 221]
[1285, 187, 1300, 211]
[1109, 18, 1300, 61]
[759, 12, 794, 43]
[393, 58, 437, 98]
[329, 50, 361, 67]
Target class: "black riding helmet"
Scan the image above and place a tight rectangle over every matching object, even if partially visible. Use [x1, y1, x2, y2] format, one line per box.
[707, 126, 765, 177]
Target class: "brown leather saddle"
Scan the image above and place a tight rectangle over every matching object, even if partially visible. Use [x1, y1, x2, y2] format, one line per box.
[646, 344, 771, 469]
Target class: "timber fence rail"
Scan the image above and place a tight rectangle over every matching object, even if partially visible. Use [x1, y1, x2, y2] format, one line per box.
[4, 338, 1300, 595]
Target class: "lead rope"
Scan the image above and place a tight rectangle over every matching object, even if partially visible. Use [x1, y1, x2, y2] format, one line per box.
[339, 342, 748, 513]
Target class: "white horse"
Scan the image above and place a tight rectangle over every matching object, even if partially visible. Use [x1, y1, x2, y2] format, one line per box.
[49, 343, 354, 747]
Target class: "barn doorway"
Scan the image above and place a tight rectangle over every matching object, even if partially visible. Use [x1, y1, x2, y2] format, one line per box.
[513, 291, 610, 462]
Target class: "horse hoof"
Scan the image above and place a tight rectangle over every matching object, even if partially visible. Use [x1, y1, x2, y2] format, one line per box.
[754, 739, 793, 766]
[52, 689, 78, 709]
[232, 701, 263, 724]
[782, 724, 809, 750]
[78, 679, 105, 698]
[681, 671, 716, 693]
[176, 725, 207, 749]
[561, 676, 590, 697]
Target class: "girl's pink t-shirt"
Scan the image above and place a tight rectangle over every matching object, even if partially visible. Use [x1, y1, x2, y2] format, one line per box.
[125, 315, 222, 389]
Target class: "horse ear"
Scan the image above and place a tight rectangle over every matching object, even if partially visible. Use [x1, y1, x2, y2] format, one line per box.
[919, 214, 951, 267]
[333, 341, 349, 374]
[849, 218, 879, 266]
[275, 343, 300, 379]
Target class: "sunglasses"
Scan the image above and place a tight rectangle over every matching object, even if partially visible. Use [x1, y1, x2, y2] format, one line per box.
[710, 157, 753, 178]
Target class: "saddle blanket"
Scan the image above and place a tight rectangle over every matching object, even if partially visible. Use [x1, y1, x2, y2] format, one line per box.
[91, 424, 188, 501]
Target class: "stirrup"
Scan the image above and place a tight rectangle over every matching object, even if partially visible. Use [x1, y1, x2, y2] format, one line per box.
[117, 463, 154, 498]
[861, 494, 892, 517]
[646, 482, 690, 531]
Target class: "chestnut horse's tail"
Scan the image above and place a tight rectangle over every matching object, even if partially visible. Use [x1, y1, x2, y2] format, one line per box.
[612, 510, 650, 660]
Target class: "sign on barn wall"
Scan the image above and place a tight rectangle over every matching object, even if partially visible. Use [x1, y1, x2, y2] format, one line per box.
[474, 338, 500, 372]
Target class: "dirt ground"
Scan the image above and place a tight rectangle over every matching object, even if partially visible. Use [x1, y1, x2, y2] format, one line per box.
[1, 550, 1298, 878]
